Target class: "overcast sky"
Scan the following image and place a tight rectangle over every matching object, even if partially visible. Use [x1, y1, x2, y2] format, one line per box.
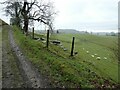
[0, 0, 119, 32]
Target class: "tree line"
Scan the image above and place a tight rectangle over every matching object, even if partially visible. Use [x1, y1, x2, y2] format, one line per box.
[1, 0, 56, 35]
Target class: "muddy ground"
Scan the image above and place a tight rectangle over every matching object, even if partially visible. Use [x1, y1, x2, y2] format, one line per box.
[2, 25, 51, 88]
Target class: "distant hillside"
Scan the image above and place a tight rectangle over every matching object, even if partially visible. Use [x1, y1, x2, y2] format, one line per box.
[34, 29, 82, 34]
[57, 29, 80, 34]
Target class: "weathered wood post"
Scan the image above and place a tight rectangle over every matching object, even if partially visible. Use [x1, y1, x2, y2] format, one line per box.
[32, 27, 34, 39]
[46, 30, 49, 48]
[70, 37, 75, 56]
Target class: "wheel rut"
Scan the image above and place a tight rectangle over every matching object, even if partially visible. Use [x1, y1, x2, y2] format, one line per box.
[8, 28, 50, 88]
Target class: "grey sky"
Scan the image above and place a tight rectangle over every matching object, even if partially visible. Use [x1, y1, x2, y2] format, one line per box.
[0, 0, 119, 32]
[54, 0, 119, 32]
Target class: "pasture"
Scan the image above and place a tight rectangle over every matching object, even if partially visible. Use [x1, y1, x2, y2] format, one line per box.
[13, 26, 119, 88]
[50, 33, 118, 83]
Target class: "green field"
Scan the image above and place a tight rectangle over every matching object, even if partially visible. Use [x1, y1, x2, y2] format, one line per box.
[50, 33, 118, 81]
[13, 26, 119, 88]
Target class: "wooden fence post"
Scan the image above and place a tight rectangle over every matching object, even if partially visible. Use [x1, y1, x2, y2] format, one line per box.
[46, 30, 49, 48]
[71, 37, 75, 56]
[32, 27, 34, 39]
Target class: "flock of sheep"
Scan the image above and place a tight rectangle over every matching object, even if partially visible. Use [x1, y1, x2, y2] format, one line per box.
[58, 44, 108, 60]
[83, 48, 107, 60]
[40, 38, 108, 60]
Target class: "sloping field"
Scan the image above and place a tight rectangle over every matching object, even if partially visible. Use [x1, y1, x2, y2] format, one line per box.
[50, 33, 118, 82]
[13, 26, 119, 88]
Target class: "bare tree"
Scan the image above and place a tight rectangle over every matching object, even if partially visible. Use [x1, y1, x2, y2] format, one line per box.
[1, 0, 56, 35]
[1, 0, 22, 27]
[21, 0, 56, 35]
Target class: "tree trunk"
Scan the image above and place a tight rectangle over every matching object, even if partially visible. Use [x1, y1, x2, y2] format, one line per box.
[24, 17, 29, 35]
[23, 1, 29, 35]
[15, 2, 21, 27]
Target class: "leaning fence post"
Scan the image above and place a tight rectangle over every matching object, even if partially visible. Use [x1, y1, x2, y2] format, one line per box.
[70, 37, 75, 56]
[32, 27, 34, 39]
[46, 30, 49, 48]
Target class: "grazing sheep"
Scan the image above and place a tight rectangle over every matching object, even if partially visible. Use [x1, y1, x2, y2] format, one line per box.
[104, 57, 107, 60]
[96, 57, 101, 60]
[86, 51, 89, 53]
[83, 48, 85, 50]
[94, 54, 98, 56]
[91, 55, 94, 57]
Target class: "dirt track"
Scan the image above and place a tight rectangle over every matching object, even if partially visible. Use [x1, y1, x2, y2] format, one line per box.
[2, 25, 51, 88]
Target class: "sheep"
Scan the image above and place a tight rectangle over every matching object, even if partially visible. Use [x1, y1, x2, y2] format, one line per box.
[96, 57, 101, 60]
[104, 57, 107, 60]
[94, 54, 98, 56]
[83, 48, 85, 50]
[86, 51, 89, 53]
[91, 55, 94, 57]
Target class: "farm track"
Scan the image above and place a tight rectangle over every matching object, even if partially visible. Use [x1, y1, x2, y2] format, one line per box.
[2, 25, 51, 88]
[2, 25, 25, 88]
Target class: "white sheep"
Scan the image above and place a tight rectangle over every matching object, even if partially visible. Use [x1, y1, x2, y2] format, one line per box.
[94, 54, 98, 56]
[86, 51, 89, 53]
[96, 57, 101, 60]
[91, 55, 94, 57]
[83, 48, 85, 50]
[104, 57, 107, 60]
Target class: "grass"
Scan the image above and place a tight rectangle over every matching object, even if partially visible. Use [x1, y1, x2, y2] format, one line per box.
[50, 33, 118, 82]
[13, 25, 119, 88]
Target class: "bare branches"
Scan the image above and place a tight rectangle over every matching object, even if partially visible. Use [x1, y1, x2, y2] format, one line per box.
[21, 0, 56, 32]
[1, 0, 22, 27]
[1, 0, 57, 33]
[1, 0, 22, 17]
[32, 1, 56, 31]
